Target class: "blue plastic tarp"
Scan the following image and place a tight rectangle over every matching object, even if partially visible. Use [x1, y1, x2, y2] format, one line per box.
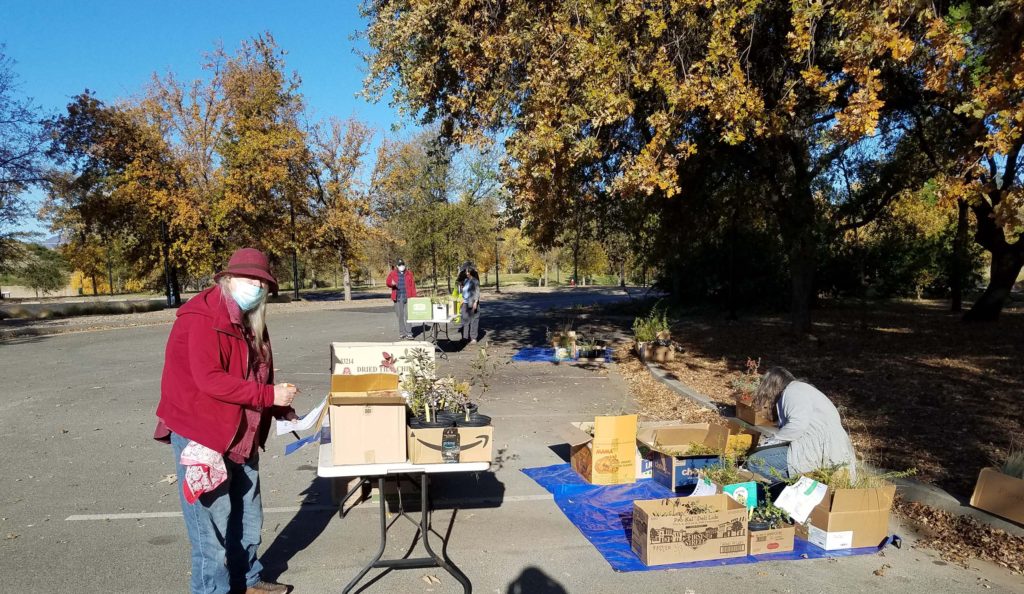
[511, 347, 612, 363]
[522, 464, 884, 572]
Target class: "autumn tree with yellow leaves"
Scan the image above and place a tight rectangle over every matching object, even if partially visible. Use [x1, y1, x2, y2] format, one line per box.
[361, 0, 1021, 329]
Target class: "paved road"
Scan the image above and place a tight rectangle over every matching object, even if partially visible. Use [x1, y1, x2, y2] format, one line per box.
[0, 288, 1019, 593]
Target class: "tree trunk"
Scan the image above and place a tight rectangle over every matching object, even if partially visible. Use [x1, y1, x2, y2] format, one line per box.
[107, 245, 114, 296]
[544, 262, 549, 287]
[951, 198, 968, 312]
[91, 273, 98, 297]
[619, 261, 626, 288]
[342, 262, 352, 302]
[431, 238, 438, 293]
[964, 247, 1023, 322]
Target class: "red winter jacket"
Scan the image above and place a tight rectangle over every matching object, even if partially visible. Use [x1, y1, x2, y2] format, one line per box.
[385, 269, 418, 301]
[155, 286, 292, 453]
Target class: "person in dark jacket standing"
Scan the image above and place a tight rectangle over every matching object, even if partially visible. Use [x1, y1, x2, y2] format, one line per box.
[457, 262, 481, 344]
[154, 248, 298, 594]
[385, 258, 418, 339]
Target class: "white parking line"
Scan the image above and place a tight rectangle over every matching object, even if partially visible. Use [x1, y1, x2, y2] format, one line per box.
[65, 494, 553, 521]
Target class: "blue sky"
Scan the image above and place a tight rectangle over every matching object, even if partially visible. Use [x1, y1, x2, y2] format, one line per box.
[1, 0, 415, 234]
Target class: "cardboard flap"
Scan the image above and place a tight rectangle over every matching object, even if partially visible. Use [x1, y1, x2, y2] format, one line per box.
[830, 485, 896, 513]
[560, 423, 595, 448]
[330, 373, 400, 393]
[593, 414, 638, 441]
[652, 423, 730, 452]
[329, 392, 405, 405]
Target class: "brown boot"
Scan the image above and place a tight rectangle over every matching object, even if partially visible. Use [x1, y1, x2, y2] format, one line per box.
[246, 580, 289, 594]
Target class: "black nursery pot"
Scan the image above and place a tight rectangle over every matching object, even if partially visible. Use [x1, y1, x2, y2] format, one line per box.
[748, 521, 771, 532]
[408, 416, 454, 429]
[453, 413, 491, 428]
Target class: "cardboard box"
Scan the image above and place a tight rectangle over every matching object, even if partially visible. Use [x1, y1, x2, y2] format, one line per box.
[707, 470, 760, 510]
[631, 494, 749, 566]
[735, 402, 773, 426]
[640, 424, 730, 492]
[330, 341, 434, 376]
[407, 426, 494, 464]
[640, 343, 675, 363]
[430, 303, 449, 322]
[328, 373, 407, 465]
[560, 415, 638, 485]
[970, 467, 1024, 524]
[635, 421, 686, 480]
[796, 484, 896, 550]
[748, 526, 795, 555]
[406, 297, 433, 321]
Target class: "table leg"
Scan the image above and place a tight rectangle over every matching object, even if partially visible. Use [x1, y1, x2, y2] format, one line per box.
[342, 477, 389, 594]
[418, 474, 471, 593]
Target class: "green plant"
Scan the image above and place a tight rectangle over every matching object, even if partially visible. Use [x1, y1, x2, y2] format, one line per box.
[701, 453, 742, 486]
[750, 498, 791, 529]
[400, 348, 436, 418]
[730, 357, 762, 405]
[1001, 446, 1024, 479]
[632, 304, 670, 343]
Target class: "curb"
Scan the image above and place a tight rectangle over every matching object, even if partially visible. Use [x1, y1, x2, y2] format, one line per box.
[640, 357, 1024, 538]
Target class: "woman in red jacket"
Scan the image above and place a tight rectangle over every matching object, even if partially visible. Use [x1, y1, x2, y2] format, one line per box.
[154, 248, 298, 594]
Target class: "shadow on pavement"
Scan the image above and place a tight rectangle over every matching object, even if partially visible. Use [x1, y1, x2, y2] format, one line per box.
[507, 566, 569, 594]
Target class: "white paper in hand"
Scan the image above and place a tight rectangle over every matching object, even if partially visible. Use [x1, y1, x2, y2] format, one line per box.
[276, 397, 328, 436]
[774, 476, 828, 524]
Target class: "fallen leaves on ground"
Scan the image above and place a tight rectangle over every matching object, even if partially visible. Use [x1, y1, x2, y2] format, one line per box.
[649, 301, 1024, 497]
[895, 498, 1024, 574]
[614, 344, 720, 425]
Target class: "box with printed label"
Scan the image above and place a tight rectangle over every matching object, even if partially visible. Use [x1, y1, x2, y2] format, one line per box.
[406, 297, 433, 321]
[638, 424, 730, 492]
[559, 415, 638, 485]
[631, 494, 749, 566]
[748, 526, 795, 555]
[329, 341, 434, 376]
[795, 484, 896, 550]
[327, 373, 407, 465]
[407, 426, 493, 464]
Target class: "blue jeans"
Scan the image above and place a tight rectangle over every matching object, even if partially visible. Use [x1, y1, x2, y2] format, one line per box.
[171, 432, 264, 594]
[746, 444, 790, 482]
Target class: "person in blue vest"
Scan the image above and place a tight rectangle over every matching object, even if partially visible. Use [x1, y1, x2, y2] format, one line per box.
[385, 259, 418, 339]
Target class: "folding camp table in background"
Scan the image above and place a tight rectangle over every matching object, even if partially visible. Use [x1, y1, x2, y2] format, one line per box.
[318, 442, 489, 593]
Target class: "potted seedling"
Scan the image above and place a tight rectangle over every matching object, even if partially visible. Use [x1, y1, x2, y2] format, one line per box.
[632, 305, 674, 363]
[748, 497, 792, 532]
[551, 319, 578, 358]
[457, 347, 496, 427]
[400, 348, 453, 428]
[732, 357, 772, 426]
[577, 336, 607, 360]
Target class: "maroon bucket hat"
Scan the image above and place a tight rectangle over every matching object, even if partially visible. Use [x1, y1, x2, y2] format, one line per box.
[214, 248, 278, 292]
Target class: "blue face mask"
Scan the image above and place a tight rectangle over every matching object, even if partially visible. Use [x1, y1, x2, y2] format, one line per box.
[231, 282, 266, 311]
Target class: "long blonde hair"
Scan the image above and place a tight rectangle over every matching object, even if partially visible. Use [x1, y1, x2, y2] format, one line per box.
[218, 276, 269, 358]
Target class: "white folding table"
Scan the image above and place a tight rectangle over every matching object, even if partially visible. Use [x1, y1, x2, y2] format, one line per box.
[317, 443, 490, 593]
